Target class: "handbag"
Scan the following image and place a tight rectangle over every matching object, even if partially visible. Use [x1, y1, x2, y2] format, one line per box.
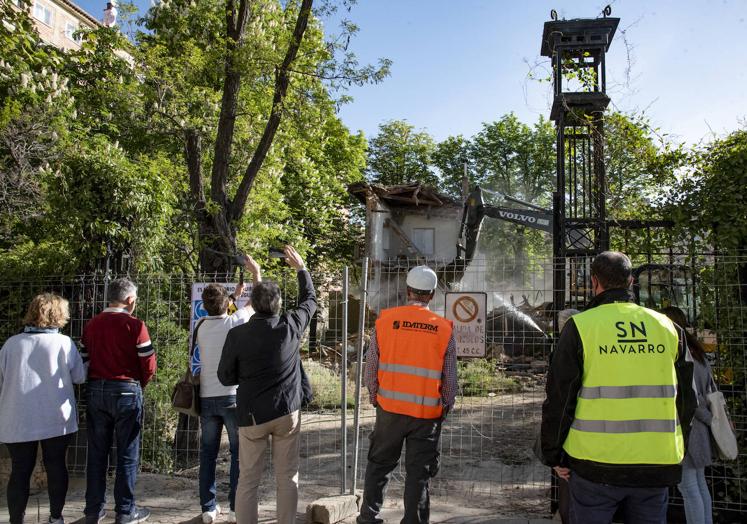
[706, 374, 738, 460]
[171, 319, 205, 417]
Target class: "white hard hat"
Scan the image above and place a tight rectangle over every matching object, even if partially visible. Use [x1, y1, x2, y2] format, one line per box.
[406, 266, 438, 293]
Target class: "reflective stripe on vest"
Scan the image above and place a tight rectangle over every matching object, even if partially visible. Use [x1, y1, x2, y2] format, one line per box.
[378, 388, 442, 407]
[375, 305, 453, 419]
[572, 418, 677, 433]
[562, 302, 684, 465]
[579, 385, 676, 399]
[379, 362, 442, 380]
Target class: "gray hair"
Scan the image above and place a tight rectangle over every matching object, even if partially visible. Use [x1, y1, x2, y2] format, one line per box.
[251, 282, 282, 316]
[108, 278, 137, 303]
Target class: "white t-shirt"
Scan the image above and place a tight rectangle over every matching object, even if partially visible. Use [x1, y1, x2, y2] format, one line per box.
[103, 7, 117, 27]
[197, 308, 252, 397]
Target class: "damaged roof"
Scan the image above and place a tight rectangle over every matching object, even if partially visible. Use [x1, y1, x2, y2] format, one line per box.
[348, 181, 461, 208]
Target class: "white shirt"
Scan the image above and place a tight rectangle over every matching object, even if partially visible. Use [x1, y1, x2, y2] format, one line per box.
[0, 329, 86, 443]
[196, 308, 252, 397]
[103, 7, 117, 27]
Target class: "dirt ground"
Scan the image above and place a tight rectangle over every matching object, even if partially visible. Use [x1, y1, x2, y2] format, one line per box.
[0, 472, 553, 523]
[1, 391, 554, 522]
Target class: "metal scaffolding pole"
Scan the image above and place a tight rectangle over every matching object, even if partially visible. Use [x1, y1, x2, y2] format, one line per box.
[340, 266, 349, 494]
[351, 257, 369, 495]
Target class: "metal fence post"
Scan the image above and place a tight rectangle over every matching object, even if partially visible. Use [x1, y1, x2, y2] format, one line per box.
[351, 257, 369, 495]
[340, 266, 349, 494]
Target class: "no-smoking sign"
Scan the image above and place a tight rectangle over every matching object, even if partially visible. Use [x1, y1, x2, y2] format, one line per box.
[445, 292, 487, 358]
[452, 296, 480, 323]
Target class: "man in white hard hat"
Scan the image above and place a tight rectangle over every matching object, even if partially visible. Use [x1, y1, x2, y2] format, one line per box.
[358, 266, 457, 523]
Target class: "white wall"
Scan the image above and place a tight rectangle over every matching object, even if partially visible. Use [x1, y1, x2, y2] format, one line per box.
[383, 208, 461, 261]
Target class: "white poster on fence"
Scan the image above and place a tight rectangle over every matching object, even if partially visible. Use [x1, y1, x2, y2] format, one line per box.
[190, 282, 252, 371]
[445, 292, 487, 358]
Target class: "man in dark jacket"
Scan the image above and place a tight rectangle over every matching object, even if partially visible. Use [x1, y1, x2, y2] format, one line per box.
[218, 245, 315, 524]
[540, 251, 696, 524]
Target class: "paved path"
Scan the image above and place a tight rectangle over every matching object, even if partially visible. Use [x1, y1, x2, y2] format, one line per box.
[0, 474, 554, 523]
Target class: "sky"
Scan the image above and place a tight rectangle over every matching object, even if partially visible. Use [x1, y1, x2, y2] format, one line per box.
[75, 0, 747, 145]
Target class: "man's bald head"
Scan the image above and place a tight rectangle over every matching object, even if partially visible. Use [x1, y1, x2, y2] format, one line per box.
[591, 251, 633, 291]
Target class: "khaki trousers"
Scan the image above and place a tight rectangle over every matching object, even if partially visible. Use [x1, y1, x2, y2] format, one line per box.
[236, 410, 301, 524]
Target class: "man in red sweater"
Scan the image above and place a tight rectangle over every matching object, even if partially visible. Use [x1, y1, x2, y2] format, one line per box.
[81, 278, 155, 524]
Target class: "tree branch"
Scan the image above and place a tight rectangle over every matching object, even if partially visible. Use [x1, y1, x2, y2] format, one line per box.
[185, 129, 205, 207]
[211, 0, 250, 210]
[230, 0, 314, 222]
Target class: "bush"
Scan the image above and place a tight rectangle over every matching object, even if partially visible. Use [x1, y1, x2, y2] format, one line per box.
[458, 359, 521, 396]
[303, 359, 356, 410]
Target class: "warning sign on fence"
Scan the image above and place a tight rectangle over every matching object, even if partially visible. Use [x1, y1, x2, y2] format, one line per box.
[445, 292, 487, 357]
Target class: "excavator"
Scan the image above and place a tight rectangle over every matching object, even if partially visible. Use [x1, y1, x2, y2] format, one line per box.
[455, 186, 708, 358]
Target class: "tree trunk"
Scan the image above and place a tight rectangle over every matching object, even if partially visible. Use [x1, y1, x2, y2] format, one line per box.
[197, 212, 237, 274]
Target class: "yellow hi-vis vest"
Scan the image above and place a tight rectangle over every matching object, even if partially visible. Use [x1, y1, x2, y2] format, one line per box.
[563, 302, 685, 465]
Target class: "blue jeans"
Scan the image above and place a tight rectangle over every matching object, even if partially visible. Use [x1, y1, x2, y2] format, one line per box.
[84, 380, 143, 517]
[569, 472, 668, 524]
[199, 395, 240, 512]
[678, 467, 713, 524]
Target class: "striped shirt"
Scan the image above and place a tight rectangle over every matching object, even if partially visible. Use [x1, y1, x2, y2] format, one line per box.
[81, 307, 156, 387]
[365, 302, 458, 410]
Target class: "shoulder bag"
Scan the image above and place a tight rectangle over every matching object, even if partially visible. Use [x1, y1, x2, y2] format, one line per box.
[171, 318, 206, 417]
[707, 374, 738, 460]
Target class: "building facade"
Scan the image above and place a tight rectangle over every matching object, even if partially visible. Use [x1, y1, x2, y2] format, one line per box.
[13, 0, 101, 51]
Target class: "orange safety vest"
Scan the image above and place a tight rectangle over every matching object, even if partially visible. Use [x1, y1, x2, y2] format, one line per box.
[375, 305, 453, 419]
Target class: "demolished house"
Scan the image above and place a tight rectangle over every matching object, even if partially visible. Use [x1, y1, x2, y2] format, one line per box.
[348, 181, 550, 361]
[348, 181, 464, 266]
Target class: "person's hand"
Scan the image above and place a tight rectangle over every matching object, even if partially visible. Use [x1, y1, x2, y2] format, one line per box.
[553, 466, 571, 481]
[234, 282, 246, 299]
[243, 254, 261, 276]
[284, 245, 305, 271]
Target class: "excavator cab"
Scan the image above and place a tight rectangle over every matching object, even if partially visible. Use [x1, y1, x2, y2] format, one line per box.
[632, 263, 718, 359]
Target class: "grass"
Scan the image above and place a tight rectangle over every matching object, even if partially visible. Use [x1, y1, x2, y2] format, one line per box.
[303, 359, 357, 409]
[302, 357, 522, 409]
[457, 359, 522, 396]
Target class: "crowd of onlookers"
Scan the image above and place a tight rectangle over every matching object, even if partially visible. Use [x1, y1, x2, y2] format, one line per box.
[0, 249, 723, 524]
[0, 246, 315, 524]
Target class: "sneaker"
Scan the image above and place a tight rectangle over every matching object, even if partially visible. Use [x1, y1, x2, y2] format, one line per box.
[48, 517, 64, 524]
[202, 504, 221, 524]
[227, 510, 236, 523]
[85, 509, 106, 523]
[115, 507, 151, 524]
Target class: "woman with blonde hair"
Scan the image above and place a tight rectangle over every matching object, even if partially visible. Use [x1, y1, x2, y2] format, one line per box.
[0, 293, 86, 524]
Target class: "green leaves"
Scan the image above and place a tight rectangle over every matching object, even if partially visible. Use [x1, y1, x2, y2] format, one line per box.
[137, 0, 387, 271]
[46, 135, 175, 271]
[366, 119, 438, 187]
[667, 130, 747, 252]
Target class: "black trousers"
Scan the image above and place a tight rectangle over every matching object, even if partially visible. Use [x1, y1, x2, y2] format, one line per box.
[5, 434, 73, 524]
[358, 407, 442, 524]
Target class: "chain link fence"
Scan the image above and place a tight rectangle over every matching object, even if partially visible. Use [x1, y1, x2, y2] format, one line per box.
[0, 250, 745, 518]
[0, 270, 353, 502]
[355, 251, 747, 519]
